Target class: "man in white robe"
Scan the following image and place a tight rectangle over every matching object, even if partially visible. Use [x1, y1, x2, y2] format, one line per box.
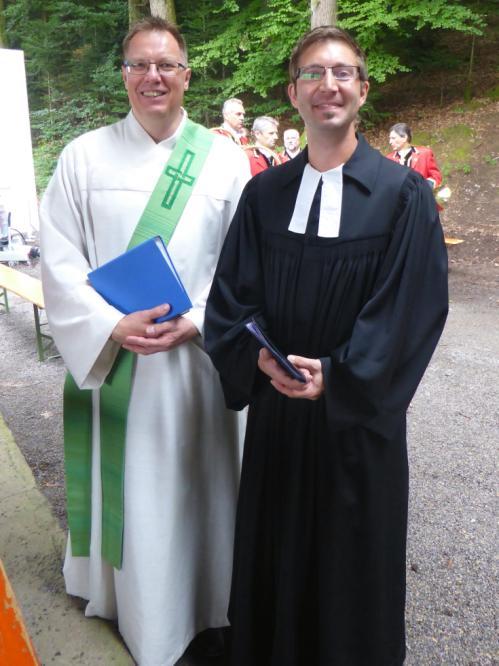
[40, 16, 250, 666]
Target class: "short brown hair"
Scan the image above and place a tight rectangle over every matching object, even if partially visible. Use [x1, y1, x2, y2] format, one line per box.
[289, 26, 368, 83]
[122, 16, 188, 64]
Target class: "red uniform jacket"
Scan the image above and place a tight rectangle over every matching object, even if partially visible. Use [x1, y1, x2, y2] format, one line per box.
[386, 146, 442, 189]
[211, 127, 249, 146]
[244, 146, 285, 177]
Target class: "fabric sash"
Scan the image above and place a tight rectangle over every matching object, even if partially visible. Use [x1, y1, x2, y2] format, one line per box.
[64, 119, 214, 568]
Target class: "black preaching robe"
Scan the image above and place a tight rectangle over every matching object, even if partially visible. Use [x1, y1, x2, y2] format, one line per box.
[204, 134, 448, 666]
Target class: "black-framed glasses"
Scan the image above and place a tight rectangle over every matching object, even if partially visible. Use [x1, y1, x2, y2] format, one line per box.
[296, 65, 360, 82]
[123, 60, 187, 76]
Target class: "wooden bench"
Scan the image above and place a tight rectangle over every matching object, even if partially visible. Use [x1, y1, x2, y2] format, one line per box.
[0, 264, 55, 361]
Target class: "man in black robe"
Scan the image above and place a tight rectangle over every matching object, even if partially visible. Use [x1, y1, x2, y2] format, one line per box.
[204, 26, 448, 666]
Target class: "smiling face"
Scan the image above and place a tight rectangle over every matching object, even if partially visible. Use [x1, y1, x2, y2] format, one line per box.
[122, 29, 191, 140]
[288, 39, 368, 140]
[389, 130, 410, 152]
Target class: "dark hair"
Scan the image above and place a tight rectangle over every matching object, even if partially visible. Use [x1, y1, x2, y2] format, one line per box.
[390, 123, 412, 143]
[122, 16, 188, 63]
[289, 26, 368, 83]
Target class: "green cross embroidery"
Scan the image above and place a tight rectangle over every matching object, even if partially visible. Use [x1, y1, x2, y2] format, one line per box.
[162, 150, 196, 210]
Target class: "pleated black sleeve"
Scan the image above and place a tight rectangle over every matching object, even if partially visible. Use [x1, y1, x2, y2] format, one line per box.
[322, 171, 449, 437]
[204, 180, 268, 410]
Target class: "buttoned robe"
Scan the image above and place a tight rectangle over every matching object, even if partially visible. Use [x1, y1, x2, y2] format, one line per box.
[205, 136, 449, 666]
[40, 111, 250, 666]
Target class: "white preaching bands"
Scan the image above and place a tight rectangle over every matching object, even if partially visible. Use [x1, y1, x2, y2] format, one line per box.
[288, 162, 344, 238]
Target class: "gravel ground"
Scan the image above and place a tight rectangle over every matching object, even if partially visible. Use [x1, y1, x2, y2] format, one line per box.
[405, 269, 498, 665]
[0, 254, 497, 665]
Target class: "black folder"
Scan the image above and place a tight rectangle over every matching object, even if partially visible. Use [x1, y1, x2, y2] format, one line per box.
[245, 318, 306, 383]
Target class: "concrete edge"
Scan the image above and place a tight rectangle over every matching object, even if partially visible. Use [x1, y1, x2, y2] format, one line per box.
[0, 414, 134, 665]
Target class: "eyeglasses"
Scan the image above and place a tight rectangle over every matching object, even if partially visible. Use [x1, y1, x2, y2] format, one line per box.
[296, 65, 360, 82]
[123, 60, 187, 76]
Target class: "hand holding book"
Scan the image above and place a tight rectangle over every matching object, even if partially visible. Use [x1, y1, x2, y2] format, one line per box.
[112, 307, 199, 355]
[88, 236, 192, 323]
[245, 318, 307, 383]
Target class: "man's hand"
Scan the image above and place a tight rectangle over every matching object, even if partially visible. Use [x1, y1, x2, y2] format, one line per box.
[257, 348, 324, 400]
[111, 304, 199, 355]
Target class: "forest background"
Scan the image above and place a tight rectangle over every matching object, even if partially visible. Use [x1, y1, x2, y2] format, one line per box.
[0, 0, 498, 193]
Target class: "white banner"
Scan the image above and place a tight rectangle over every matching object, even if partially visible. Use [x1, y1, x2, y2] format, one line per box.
[0, 49, 39, 237]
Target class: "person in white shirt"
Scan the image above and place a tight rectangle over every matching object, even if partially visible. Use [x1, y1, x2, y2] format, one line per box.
[40, 16, 250, 666]
[283, 127, 301, 159]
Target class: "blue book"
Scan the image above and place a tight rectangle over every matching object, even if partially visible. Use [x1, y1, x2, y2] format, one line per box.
[88, 236, 192, 323]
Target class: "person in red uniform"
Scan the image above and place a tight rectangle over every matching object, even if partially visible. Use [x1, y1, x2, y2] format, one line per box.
[212, 98, 249, 146]
[244, 116, 285, 176]
[386, 122, 442, 190]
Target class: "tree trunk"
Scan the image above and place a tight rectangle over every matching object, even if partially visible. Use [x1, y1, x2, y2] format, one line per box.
[149, 0, 176, 23]
[0, 0, 6, 48]
[128, 0, 142, 26]
[165, 0, 176, 23]
[310, 0, 337, 28]
[464, 32, 476, 102]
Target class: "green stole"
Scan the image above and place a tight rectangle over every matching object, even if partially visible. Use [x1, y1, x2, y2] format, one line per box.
[63, 118, 214, 569]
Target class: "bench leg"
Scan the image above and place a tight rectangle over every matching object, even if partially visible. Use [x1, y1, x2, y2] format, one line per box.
[33, 304, 45, 362]
[1, 287, 9, 313]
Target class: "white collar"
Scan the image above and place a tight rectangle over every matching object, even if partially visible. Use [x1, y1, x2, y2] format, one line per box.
[158, 108, 187, 148]
[256, 144, 274, 158]
[397, 146, 412, 158]
[222, 121, 244, 139]
[288, 162, 344, 238]
[127, 108, 187, 148]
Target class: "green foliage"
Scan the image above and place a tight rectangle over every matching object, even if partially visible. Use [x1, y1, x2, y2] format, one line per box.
[486, 84, 499, 101]
[483, 154, 498, 166]
[2, 0, 491, 191]
[438, 124, 474, 178]
[452, 99, 486, 113]
[338, 0, 484, 82]
[182, 0, 486, 127]
[32, 140, 63, 196]
[181, 0, 309, 125]
[412, 130, 434, 147]
[5, 0, 127, 104]
[403, 123, 477, 180]
[4, 0, 128, 191]
[443, 124, 473, 140]
[30, 56, 129, 192]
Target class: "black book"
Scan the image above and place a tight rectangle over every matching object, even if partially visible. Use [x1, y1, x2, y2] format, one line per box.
[245, 318, 306, 383]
